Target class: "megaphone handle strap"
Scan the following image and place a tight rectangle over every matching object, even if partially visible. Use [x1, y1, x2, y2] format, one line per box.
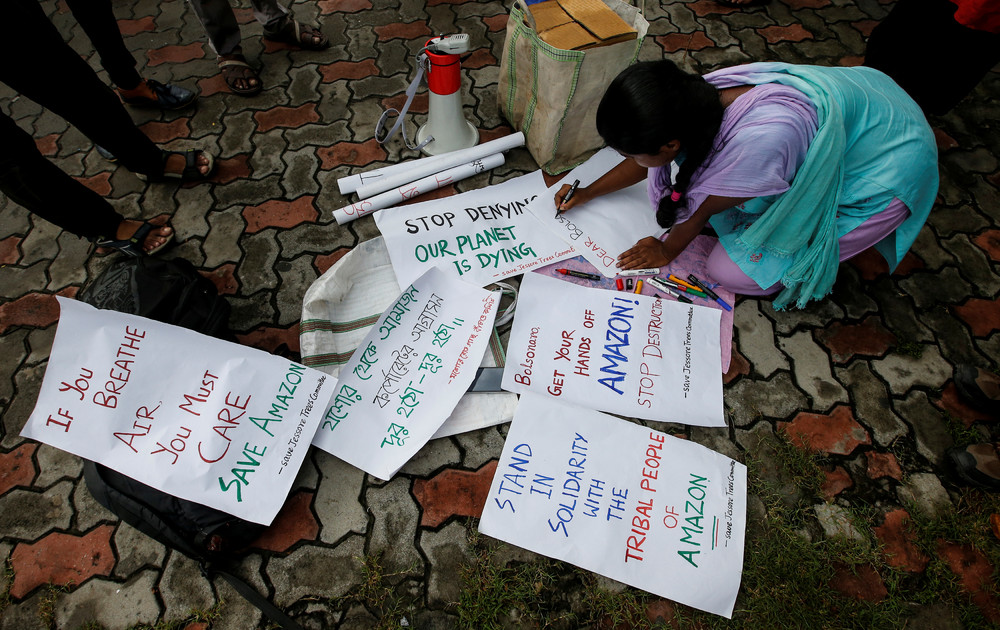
[374, 59, 433, 151]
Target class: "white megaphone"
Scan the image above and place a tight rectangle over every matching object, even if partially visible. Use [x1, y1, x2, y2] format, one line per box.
[415, 35, 479, 156]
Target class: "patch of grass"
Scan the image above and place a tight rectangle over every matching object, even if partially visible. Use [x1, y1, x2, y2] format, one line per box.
[904, 490, 1000, 625]
[457, 534, 566, 630]
[456, 431, 1000, 630]
[941, 411, 988, 448]
[334, 552, 417, 630]
[895, 339, 924, 359]
[38, 583, 70, 628]
[578, 572, 652, 629]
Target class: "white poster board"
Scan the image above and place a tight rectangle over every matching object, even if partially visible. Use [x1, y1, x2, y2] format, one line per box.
[479, 393, 747, 618]
[374, 171, 577, 288]
[311, 267, 500, 479]
[529, 148, 666, 278]
[502, 272, 725, 427]
[21, 298, 335, 525]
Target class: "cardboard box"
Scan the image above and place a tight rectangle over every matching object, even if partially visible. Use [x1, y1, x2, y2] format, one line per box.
[528, 0, 637, 50]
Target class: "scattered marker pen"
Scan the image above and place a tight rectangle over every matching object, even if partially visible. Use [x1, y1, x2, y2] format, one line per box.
[649, 279, 692, 304]
[660, 278, 709, 298]
[615, 278, 624, 291]
[634, 279, 643, 294]
[556, 179, 580, 217]
[619, 268, 659, 277]
[556, 268, 600, 281]
[626, 278, 633, 291]
[687, 274, 732, 311]
[668, 274, 701, 292]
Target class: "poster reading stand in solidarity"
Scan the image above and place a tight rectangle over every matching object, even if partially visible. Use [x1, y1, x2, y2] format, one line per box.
[21, 298, 336, 525]
[311, 267, 500, 480]
[502, 272, 725, 427]
[479, 393, 747, 618]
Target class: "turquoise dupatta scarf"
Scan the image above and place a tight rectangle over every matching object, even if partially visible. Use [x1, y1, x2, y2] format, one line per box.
[702, 63, 938, 309]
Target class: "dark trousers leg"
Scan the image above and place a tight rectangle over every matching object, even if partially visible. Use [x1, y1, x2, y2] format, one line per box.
[0, 0, 163, 176]
[865, 0, 1000, 115]
[64, 0, 142, 89]
[0, 114, 122, 240]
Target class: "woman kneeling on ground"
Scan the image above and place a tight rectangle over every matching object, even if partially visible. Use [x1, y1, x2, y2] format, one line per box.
[555, 60, 939, 309]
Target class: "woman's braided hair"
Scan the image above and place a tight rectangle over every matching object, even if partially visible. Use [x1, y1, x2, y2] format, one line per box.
[596, 60, 724, 229]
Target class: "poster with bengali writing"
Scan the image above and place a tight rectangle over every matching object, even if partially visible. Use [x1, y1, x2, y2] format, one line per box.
[21, 298, 335, 525]
[310, 266, 500, 479]
[479, 393, 747, 618]
[501, 272, 725, 427]
[374, 171, 577, 288]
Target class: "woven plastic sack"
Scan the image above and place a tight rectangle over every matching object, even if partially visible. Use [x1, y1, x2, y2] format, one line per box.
[497, 0, 647, 174]
[299, 237, 517, 439]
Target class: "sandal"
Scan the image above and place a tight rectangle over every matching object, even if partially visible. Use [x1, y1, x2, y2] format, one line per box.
[263, 18, 329, 50]
[96, 220, 175, 257]
[144, 149, 216, 183]
[219, 55, 263, 96]
[118, 79, 197, 111]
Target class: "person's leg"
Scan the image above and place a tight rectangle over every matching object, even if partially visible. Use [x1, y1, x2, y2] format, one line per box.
[835, 198, 910, 261]
[64, 0, 196, 110]
[705, 198, 911, 295]
[2, 0, 163, 175]
[1, 0, 211, 178]
[255, 0, 328, 49]
[250, 0, 289, 31]
[188, 0, 263, 95]
[865, 0, 1000, 115]
[64, 0, 142, 89]
[188, 0, 244, 57]
[0, 112, 120, 240]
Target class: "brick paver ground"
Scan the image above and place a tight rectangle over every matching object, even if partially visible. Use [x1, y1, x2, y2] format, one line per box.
[1, 0, 999, 628]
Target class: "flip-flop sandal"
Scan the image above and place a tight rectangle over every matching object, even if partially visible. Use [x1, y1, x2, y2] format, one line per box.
[219, 57, 263, 96]
[263, 19, 329, 50]
[144, 149, 216, 183]
[96, 220, 175, 257]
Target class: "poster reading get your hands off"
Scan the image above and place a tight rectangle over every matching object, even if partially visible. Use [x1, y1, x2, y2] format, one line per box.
[502, 272, 725, 427]
[374, 171, 577, 288]
[479, 393, 747, 618]
[311, 267, 500, 480]
[21, 298, 336, 525]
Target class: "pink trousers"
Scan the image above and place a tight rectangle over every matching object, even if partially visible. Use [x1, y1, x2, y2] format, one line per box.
[706, 198, 911, 295]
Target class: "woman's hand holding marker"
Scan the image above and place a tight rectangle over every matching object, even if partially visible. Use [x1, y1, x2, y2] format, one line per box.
[554, 181, 591, 214]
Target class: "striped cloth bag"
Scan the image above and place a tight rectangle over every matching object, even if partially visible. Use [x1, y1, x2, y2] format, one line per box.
[497, 0, 647, 174]
[299, 237, 517, 439]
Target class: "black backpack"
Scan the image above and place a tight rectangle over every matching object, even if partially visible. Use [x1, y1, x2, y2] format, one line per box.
[78, 256, 304, 630]
[78, 256, 233, 341]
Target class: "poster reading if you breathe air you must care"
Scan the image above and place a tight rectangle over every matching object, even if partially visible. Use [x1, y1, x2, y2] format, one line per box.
[21, 298, 336, 525]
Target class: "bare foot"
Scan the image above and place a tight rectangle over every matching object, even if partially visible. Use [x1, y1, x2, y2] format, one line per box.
[115, 219, 173, 254]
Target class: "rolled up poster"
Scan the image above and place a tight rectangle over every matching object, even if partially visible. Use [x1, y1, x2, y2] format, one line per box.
[354, 132, 525, 199]
[333, 152, 506, 225]
[336, 152, 454, 195]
